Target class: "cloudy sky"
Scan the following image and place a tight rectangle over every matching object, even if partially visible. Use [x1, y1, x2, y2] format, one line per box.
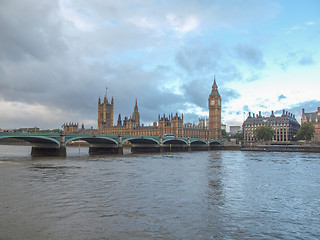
[0, 0, 319, 130]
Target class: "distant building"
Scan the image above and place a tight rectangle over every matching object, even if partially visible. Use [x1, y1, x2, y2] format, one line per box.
[63, 123, 79, 133]
[230, 126, 241, 135]
[64, 79, 223, 139]
[0, 128, 39, 132]
[243, 110, 300, 143]
[20, 127, 40, 132]
[301, 107, 320, 142]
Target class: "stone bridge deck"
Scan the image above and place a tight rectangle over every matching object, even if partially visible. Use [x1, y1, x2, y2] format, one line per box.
[0, 132, 222, 156]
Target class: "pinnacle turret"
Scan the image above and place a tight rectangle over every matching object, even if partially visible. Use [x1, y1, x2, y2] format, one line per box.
[134, 98, 138, 110]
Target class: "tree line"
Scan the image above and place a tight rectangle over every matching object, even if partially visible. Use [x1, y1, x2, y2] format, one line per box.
[253, 122, 315, 142]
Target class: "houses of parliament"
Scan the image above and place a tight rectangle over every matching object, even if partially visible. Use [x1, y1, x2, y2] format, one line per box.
[64, 79, 222, 140]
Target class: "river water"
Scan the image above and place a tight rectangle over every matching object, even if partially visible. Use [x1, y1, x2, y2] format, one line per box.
[0, 145, 319, 240]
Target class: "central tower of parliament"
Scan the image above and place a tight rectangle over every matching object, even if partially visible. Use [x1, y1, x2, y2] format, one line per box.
[65, 79, 222, 140]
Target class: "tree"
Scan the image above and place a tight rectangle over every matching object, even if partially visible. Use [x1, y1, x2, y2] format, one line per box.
[254, 125, 274, 141]
[221, 129, 231, 141]
[296, 122, 315, 141]
[221, 129, 227, 139]
[235, 132, 243, 141]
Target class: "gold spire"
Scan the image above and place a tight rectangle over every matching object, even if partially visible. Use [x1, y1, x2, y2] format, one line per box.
[212, 76, 218, 91]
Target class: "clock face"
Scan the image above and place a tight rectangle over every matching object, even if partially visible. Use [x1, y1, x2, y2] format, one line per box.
[210, 100, 215, 106]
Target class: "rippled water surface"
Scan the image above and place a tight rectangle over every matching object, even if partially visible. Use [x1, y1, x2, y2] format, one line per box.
[1, 145, 320, 239]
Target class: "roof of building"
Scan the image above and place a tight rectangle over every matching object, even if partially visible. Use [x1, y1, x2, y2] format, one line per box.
[209, 78, 221, 98]
[244, 110, 300, 126]
[303, 112, 319, 122]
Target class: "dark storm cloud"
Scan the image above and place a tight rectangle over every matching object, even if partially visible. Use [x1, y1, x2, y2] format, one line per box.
[175, 45, 221, 75]
[175, 43, 266, 87]
[243, 105, 250, 112]
[234, 44, 265, 68]
[0, 1, 66, 61]
[175, 44, 245, 83]
[183, 113, 203, 124]
[0, 0, 197, 128]
[101, 63, 186, 123]
[0, 0, 283, 129]
[278, 94, 287, 101]
[220, 88, 241, 104]
[298, 56, 314, 66]
[279, 51, 315, 71]
[182, 76, 241, 112]
[288, 100, 320, 117]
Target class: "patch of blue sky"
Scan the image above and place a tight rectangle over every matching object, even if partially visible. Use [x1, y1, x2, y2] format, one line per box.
[108, 19, 118, 25]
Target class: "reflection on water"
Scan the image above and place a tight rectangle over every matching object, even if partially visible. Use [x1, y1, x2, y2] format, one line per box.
[0, 145, 320, 239]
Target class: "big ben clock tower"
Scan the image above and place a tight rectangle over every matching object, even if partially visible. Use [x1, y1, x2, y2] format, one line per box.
[208, 77, 222, 139]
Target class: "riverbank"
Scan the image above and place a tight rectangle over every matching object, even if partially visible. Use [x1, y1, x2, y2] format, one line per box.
[241, 144, 320, 153]
[0, 141, 31, 146]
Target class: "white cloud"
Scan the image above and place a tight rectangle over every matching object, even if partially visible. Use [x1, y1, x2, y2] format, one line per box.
[60, 7, 96, 31]
[166, 13, 199, 35]
[129, 17, 156, 29]
[285, 25, 301, 34]
[306, 21, 315, 25]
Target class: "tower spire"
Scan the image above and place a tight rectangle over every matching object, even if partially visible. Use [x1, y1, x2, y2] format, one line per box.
[134, 98, 138, 110]
[212, 76, 218, 91]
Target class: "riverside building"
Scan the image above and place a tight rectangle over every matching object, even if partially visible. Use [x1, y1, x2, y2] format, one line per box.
[301, 107, 320, 142]
[243, 110, 300, 143]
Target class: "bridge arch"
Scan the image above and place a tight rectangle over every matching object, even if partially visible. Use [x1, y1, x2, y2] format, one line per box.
[190, 139, 208, 145]
[65, 136, 118, 146]
[0, 135, 61, 147]
[162, 138, 188, 145]
[122, 136, 160, 145]
[209, 140, 222, 145]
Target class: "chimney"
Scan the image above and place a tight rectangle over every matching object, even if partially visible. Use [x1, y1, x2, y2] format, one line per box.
[249, 112, 251, 118]
[253, 113, 255, 118]
[318, 107, 320, 113]
[259, 111, 261, 117]
[302, 109, 305, 114]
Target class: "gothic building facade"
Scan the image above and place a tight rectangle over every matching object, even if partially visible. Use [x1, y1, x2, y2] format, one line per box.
[64, 79, 222, 140]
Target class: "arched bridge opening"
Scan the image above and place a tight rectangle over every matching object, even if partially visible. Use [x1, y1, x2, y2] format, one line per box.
[209, 141, 222, 150]
[0, 136, 62, 157]
[0, 136, 60, 147]
[124, 137, 160, 153]
[162, 139, 188, 152]
[66, 136, 120, 155]
[190, 140, 209, 151]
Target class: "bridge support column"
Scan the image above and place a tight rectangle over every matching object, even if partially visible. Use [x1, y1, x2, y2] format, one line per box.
[131, 146, 160, 153]
[118, 135, 123, 154]
[89, 147, 122, 155]
[159, 136, 164, 153]
[187, 137, 191, 152]
[31, 146, 66, 157]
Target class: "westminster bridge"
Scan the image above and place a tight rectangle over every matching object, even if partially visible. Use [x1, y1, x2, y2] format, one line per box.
[0, 132, 222, 157]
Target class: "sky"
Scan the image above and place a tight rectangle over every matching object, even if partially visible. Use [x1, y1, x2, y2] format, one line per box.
[0, 0, 319, 131]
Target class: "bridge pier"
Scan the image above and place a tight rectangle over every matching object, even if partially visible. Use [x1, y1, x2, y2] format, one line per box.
[31, 146, 66, 157]
[89, 146, 123, 155]
[209, 144, 222, 150]
[131, 145, 160, 153]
